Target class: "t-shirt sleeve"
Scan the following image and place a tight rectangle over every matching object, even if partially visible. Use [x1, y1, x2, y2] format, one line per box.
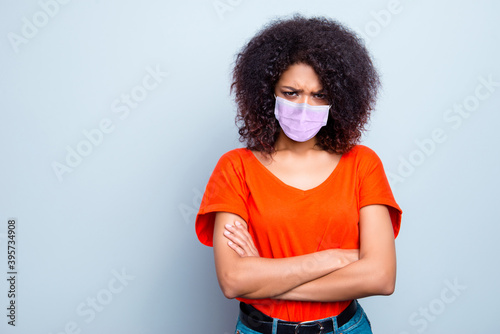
[195, 151, 249, 247]
[357, 146, 402, 238]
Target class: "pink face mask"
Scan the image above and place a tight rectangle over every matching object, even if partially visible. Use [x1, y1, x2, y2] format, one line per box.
[274, 96, 330, 142]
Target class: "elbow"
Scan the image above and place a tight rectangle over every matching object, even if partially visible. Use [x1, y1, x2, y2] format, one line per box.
[378, 278, 396, 296]
[218, 270, 244, 299]
[221, 287, 237, 300]
[219, 269, 262, 299]
[373, 270, 396, 296]
[220, 284, 238, 300]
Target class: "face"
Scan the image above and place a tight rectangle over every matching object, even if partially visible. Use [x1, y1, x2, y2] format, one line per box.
[274, 63, 328, 106]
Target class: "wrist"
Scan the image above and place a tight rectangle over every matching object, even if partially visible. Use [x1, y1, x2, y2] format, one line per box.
[328, 248, 354, 271]
[323, 249, 343, 272]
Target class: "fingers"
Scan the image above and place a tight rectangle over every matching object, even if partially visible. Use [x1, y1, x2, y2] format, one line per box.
[224, 221, 259, 257]
[227, 240, 245, 256]
[224, 224, 250, 249]
[224, 223, 249, 243]
[224, 228, 245, 250]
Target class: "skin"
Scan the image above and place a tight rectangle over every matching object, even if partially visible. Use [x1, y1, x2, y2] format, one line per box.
[213, 63, 396, 302]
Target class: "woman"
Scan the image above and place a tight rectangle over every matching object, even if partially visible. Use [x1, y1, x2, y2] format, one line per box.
[196, 15, 402, 334]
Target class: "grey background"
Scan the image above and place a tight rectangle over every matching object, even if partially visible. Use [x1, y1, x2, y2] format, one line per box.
[1, 0, 499, 333]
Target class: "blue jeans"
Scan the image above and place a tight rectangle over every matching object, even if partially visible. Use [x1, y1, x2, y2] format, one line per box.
[235, 300, 372, 334]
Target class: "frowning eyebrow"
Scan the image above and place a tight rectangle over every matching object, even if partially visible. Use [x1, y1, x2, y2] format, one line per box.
[280, 86, 325, 94]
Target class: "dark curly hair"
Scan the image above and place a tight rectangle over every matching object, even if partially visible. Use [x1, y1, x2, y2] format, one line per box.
[231, 15, 380, 155]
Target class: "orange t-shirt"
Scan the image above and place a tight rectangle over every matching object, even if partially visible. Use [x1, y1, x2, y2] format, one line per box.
[195, 145, 402, 322]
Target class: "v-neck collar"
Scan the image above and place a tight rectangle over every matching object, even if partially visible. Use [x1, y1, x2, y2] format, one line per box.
[245, 149, 345, 194]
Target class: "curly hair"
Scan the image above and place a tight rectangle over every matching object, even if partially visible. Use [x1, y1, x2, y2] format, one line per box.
[231, 15, 380, 155]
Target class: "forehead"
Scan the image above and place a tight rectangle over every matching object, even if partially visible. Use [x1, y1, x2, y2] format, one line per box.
[277, 63, 322, 90]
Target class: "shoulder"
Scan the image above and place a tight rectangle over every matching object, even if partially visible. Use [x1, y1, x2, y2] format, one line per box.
[217, 148, 251, 165]
[341, 145, 387, 179]
[219, 148, 250, 160]
[214, 148, 253, 173]
[343, 145, 382, 163]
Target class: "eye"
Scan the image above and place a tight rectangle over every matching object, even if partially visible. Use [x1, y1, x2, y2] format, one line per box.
[314, 93, 327, 100]
[282, 91, 298, 97]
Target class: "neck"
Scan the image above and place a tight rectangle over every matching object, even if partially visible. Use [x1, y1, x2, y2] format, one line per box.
[274, 131, 319, 154]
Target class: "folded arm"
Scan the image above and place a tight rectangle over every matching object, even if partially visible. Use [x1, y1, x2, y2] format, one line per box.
[213, 212, 358, 299]
[275, 204, 397, 302]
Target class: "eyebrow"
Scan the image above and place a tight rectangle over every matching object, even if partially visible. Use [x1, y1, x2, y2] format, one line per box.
[281, 86, 325, 94]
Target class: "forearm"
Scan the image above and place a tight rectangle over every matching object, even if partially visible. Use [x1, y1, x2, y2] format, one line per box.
[214, 212, 359, 299]
[216, 248, 350, 299]
[274, 255, 396, 302]
[275, 204, 397, 302]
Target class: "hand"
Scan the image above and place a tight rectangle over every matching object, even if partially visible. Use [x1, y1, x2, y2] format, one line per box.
[224, 221, 260, 258]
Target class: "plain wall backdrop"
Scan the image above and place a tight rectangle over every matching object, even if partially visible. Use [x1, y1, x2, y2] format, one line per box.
[1, 0, 499, 333]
